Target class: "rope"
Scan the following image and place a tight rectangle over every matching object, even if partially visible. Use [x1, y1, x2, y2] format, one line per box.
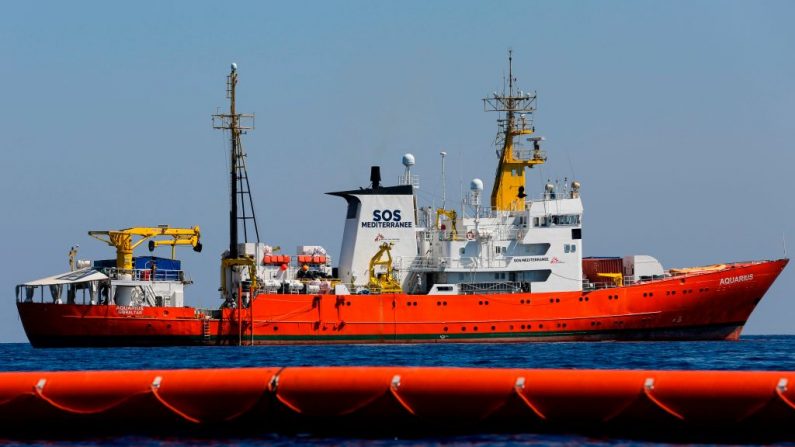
[33, 378, 151, 416]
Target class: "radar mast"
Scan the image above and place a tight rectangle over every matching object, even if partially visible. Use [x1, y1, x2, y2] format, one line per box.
[483, 50, 547, 211]
[212, 64, 260, 259]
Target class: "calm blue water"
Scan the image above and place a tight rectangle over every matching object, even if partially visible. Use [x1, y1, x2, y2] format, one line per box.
[1, 336, 794, 446]
[2, 335, 794, 371]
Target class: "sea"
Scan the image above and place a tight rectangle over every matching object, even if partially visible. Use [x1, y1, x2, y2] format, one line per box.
[1, 335, 793, 446]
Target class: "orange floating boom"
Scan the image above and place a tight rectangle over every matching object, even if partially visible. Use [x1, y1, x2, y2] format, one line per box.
[1, 367, 795, 440]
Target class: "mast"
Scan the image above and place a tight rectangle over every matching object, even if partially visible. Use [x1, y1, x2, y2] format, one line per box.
[213, 63, 260, 259]
[483, 50, 546, 211]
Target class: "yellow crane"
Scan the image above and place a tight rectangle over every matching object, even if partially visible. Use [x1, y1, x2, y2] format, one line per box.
[435, 208, 459, 240]
[88, 226, 202, 271]
[368, 242, 403, 293]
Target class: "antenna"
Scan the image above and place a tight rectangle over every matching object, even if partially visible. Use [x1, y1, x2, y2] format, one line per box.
[483, 50, 544, 211]
[68, 245, 79, 272]
[508, 48, 513, 97]
[212, 63, 260, 258]
[440, 151, 447, 209]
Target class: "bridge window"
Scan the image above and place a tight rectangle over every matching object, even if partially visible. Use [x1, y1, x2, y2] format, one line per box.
[551, 215, 581, 226]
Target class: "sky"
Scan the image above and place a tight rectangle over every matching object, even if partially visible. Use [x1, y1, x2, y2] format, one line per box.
[0, 0, 793, 342]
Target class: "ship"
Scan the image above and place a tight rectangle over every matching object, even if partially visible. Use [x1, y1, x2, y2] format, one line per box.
[15, 56, 788, 347]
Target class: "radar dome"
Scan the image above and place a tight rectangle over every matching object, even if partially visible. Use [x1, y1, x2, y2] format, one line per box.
[402, 153, 415, 167]
[470, 178, 484, 191]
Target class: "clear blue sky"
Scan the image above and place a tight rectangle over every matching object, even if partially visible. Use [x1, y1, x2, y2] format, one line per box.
[1, 1, 793, 342]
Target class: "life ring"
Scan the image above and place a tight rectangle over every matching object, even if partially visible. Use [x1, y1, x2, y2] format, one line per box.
[466, 230, 475, 241]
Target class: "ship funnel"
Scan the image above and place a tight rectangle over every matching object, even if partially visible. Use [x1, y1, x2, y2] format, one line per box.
[370, 166, 381, 189]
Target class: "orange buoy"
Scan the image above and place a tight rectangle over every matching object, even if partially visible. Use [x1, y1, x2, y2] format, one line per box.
[0, 367, 794, 440]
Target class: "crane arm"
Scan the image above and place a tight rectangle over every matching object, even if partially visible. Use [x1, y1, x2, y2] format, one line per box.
[88, 226, 202, 271]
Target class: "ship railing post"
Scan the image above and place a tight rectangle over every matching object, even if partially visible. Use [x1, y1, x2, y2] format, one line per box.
[238, 285, 243, 347]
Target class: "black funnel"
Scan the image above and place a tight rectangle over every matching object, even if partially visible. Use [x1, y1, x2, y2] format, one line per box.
[370, 166, 381, 189]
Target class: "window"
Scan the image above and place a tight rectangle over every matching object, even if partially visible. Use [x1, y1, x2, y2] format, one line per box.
[564, 244, 570, 253]
[551, 215, 581, 226]
[526, 243, 550, 255]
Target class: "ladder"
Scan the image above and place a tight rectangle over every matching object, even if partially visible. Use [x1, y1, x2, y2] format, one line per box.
[139, 285, 158, 306]
[201, 319, 211, 344]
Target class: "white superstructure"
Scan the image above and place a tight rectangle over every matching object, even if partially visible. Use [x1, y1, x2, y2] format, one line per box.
[330, 161, 584, 295]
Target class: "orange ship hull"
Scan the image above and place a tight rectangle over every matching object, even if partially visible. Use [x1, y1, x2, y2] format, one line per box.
[17, 259, 788, 347]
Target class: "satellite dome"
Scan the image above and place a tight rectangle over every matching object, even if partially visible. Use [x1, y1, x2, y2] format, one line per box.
[402, 153, 415, 167]
[470, 178, 484, 191]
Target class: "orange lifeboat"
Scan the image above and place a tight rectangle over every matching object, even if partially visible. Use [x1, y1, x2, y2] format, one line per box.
[0, 366, 794, 440]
